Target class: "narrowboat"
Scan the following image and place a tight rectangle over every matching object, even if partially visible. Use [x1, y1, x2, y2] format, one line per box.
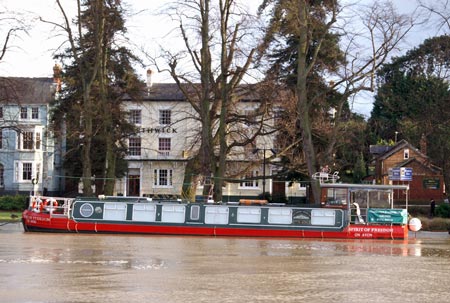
[21, 182, 420, 239]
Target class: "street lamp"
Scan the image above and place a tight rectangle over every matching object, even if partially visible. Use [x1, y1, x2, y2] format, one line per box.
[395, 131, 399, 143]
[253, 148, 276, 197]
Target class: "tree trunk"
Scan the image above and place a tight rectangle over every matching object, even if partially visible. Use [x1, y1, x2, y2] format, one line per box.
[181, 156, 200, 201]
[199, 0, 214, 197]
[296, 0, 320, 203]
[81, 88, 93, 196]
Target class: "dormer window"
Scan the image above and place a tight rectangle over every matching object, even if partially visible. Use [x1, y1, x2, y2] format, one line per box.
[404, 148, 409, 159]
[31, 107, 39, 120]
[20, 107, 27, 119]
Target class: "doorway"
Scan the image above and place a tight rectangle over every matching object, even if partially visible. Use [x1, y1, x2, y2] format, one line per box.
[128, 175, 140, 196]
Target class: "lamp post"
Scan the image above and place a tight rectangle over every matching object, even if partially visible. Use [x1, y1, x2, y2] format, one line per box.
[253, 148, 276, 197]
[395, 131, 398, 143]
[263, 149, 267, 194]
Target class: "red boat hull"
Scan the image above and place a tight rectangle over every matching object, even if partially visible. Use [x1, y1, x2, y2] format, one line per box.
[22, 210, 408, 239]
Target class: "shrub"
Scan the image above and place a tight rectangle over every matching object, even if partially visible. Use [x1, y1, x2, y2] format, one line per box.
[436, 203, 450, 218]
[408, 205, 429, 217]
[417, 216, 450, 231]
[0, 195, 28, 211]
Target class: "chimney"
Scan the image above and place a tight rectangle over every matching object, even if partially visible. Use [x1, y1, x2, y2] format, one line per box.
[146, 69, 153, 91]
[53, 64, 62, 92]
[420, 133, 427, 155]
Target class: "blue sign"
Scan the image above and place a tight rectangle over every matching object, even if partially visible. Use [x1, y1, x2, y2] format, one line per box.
[389, 167, 412, 181]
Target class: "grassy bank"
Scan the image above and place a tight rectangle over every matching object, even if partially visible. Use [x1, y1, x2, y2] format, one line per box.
[0, 211, 22, 222]
[416, 216, 450, 232]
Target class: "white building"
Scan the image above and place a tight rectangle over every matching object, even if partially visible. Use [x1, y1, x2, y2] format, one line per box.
[117, 80, 306, 203]
[0, 77, 63, 195]
[0, 74, 306, 201]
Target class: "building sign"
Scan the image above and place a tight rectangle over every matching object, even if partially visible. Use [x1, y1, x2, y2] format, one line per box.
[423, 178, 440, 189]
[388, 167, 412, 181]
[140, 127, 177, 134]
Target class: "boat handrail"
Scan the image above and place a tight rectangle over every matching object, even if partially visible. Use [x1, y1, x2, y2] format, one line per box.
[29, 195, 74, 218]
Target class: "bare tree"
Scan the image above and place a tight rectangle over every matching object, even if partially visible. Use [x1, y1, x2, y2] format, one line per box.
[0, 4, 27, 63]
[0, 5, 29, 133]
[148, 0, 270, 201]
[418, 0, 450, 33]
[260, 0, 415, 202]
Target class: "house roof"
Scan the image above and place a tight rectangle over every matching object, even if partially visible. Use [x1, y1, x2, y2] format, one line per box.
[396, 157, 442, 174]
[374, 139, 442, 173]
[144, 83, 186, 101]
[0, 77, 55, 105]
[375, 139, 426, 161]
[135, 83, 262, 102]
[0, 77, 262, 104]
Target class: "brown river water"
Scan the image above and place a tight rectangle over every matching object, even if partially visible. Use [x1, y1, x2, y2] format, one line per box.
[1, 222, 450, 303]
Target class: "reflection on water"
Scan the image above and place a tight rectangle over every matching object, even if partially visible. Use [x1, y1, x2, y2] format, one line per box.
[1, 223, 450, 303]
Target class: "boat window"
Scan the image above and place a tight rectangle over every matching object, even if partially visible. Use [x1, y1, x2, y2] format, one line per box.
[132, 204, 156, 222]
[103, 203, 127, 221]
[326, 188, 347, 206]
[161, 205, 185, 223]
[237, 207, 261, 223]
[205, 206, 229, 225]
[311, 209, 336, 226]
[190, 205, 200, 221]
[268, 208, 292, 224]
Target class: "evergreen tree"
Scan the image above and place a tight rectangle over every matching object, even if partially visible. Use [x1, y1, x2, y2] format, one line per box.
[50, 0, 142, 195]
[259, 1, 412, 202]
[369, 35, 450, 193]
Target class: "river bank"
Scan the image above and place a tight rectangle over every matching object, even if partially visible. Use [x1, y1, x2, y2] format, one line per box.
[0, 211, 21, 223]
[416, 216, 450, 232]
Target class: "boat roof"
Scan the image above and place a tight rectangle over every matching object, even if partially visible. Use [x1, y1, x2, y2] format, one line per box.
[320, 183, 409, 191]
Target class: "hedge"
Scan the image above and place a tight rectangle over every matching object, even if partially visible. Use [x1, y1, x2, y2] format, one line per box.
[0, 195, 28, 211]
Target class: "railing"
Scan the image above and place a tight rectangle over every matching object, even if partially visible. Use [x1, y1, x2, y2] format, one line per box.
[28, 196, 73, 217]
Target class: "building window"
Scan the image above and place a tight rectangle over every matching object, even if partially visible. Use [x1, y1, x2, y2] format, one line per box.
[18, 131, 41, 150]
[0, 130, 2, 149]
[244, 108, 256, 126]
[14, 162, 39, 182]
[35, 132, 41, 150]
[22, 132, 34, 150]
[404, 149, 409, 159]
[154, 169, 173, 187]
[159, 109, 171, 125]
[0, 107, 3, 119]
[128, 137, 141, 156]
[240, 171, 259, 188]
[20, 107, 27, 119]
[22, 162, 33, 181]
[158, 137, 171, 156]
[130, 109, 141, 125]
[0, 164, 4, 187]
[31, 107, 39, 120]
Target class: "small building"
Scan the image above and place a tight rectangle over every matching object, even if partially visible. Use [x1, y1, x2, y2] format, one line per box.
[370, 139, 445, 202]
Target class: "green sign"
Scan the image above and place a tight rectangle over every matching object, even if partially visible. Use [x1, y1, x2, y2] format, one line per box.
[367, 209, 407, 224]
[423, 178, 440, 189]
